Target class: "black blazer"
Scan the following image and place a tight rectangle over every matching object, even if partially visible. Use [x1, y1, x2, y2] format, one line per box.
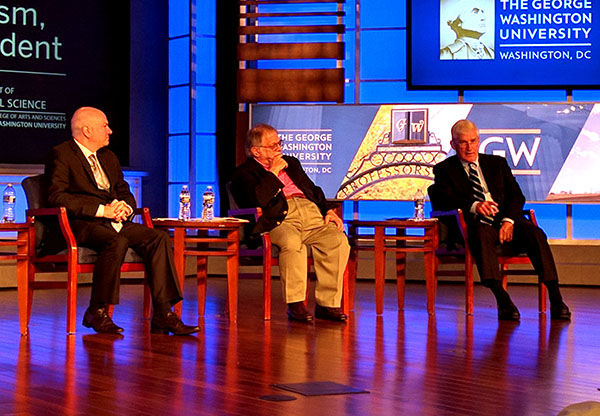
[46, 140, 136, 240]
[428, 153, 526, 224]
[230, 156, 329, 236]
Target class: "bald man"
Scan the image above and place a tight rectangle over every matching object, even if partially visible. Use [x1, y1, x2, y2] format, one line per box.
[46, 107, 199, 335]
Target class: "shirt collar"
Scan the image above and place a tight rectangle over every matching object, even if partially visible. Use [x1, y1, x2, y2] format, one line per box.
[73, 138, 96, 160]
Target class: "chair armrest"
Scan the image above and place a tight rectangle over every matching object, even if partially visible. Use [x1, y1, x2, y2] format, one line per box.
[523, 209, 537, 225]
[133, 207, 153, 227]
[431, 208, 469, 250]
[26, 206, 77, 253]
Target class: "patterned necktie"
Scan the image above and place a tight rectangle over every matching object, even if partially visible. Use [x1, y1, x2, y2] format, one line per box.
[89, 154, 110, 191]
[468, 163, 493, 225]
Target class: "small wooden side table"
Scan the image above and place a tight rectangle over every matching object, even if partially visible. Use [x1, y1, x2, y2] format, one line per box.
[152, 218, 247, 322]
[346, 218, 439, 315]
[0, 223, 30, 335]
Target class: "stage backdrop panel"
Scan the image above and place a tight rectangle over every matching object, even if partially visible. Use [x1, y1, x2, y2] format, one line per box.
[251, 103, 600, 203]
[0, 1, 130, 164]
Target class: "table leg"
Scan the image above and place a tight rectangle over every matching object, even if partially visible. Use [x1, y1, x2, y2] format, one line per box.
[374, 227, 385, 315]
[395, 227, 407, 311]
[16, 230, 29, 336]
[424, 249, 436, 315]
[197, 256, 208, 317]
[226, 229, 239, 322]
[173, 228, 185, 317]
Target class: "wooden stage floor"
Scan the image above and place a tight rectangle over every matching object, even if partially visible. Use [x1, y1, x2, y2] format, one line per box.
[0, 278, 599, 416]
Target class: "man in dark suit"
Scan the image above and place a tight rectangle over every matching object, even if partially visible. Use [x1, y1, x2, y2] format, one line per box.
[46, 106, 200, 335]
[428, 119, 570, 321]
[231, 123, 349, 322]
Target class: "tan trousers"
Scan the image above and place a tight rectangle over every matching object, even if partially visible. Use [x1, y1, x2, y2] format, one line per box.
[269, 197, 350, 307]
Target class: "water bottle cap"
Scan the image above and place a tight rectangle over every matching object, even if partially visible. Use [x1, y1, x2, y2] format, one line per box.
[207, 185, 212, 190]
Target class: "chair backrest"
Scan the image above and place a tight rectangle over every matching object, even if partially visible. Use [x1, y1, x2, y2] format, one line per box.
[21, 174, 66, 256]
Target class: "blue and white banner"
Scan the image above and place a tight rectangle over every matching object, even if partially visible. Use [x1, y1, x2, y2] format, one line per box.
[252, 103, 600, 202]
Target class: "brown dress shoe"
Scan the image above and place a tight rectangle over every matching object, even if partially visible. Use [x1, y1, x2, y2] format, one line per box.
[287, 301, 313, 321]
[151, 312, 200, 335]
[82, 307, 124, 333]
[315, 304, 347, 322]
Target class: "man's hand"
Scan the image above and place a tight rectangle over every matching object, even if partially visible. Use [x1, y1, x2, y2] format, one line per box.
[324, 209, 345, 232]
[499, 221, 514, 244]
[104, 200, 132, 222]
[269, 155, 288, 176]
[475, 200, 499, 217]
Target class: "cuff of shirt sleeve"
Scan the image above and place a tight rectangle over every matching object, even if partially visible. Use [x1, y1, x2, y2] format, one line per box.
[502, 217, 514, 224]
[96, 204, 104, 218]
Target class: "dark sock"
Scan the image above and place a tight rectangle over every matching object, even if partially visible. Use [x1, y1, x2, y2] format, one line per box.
[488, 280, 512, 307]
[154, 302, 173, 317]
[544, 280, 563, 305]
[88, 302, 105, 311]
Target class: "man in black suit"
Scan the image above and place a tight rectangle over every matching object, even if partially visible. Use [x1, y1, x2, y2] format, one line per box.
[47, 106, 199, 334]
[428, 119, 570, 321]
[231, 123, 349, 322]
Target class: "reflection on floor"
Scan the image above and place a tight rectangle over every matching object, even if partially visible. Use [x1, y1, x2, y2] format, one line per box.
[0, 279, 598, 415]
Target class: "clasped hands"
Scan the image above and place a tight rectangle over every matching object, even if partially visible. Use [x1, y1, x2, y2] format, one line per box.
[103, 199, 132, 222]
[475, 200, 513, 243]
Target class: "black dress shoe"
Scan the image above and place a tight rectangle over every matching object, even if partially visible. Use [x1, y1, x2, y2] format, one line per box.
[151, 312, 200, 335]
[287, 301, 313, 322]
[498, 302, 520, 321]
[550, 302, 571, 320]
[315, 304, 347, 322]
[82, 307, 124, 334]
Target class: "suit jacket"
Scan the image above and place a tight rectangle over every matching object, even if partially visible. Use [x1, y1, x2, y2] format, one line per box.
[230, 156, 329, 236]
[428, 153, 526, 225]
[46, 139, 136, 241]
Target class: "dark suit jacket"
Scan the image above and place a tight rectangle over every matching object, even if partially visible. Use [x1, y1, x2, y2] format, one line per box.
[428, 153, 526, 225]
[230, 156, 329, 236]
[46, 139, 136, 241]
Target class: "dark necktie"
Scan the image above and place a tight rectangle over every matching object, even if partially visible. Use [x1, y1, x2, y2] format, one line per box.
[468, 163, 493, 225]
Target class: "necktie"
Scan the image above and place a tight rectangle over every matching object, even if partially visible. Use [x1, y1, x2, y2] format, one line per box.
[468, 163, 494, 225]
[89, 154, 110, 191]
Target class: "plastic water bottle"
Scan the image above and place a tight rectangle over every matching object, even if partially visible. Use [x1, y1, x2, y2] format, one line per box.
[413, 188, 425, 221]
[2, 183, 16, 223]
[201, 186, 215, 221]
[178, 185, 191, 221]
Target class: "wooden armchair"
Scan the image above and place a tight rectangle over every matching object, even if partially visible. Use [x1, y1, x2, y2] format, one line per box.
[22, 174, 151, 334]
[432, 208, 547, 315]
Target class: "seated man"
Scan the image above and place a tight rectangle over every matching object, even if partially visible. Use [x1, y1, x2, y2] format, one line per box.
[428, 119, 570, 321]
[231, 123, 350, 322]
[46, 106, 199, 335]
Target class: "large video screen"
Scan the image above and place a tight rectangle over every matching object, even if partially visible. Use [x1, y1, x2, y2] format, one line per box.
[408, 0, 600, 88]
[251, 103, 600, 203]
[0, 2, 130, 164]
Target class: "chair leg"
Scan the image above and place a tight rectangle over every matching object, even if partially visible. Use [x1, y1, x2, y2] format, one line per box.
[263, 255, 272, 320]
[465, 256, 474, 315]
[342, 262, 350, 316]
[66, 265, 78, 335]
[538, 282, 547, 313]
[143, 280, 152, 319]
[348, 247, 357, 311]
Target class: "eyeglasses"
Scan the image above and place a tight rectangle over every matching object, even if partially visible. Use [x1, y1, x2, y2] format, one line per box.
[257, 141, 282, 150]
[453, 139, 479, 149]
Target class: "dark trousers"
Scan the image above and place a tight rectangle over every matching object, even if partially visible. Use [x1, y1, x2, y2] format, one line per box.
[468, 219, 559, 286]
[74, 220, 182, 307]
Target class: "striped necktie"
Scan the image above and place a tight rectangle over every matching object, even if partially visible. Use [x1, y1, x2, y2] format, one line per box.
[89, 154, 110, 191]
[468, 163, 494, 225]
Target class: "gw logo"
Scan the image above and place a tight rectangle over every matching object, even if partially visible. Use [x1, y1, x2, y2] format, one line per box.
[479, 130, 541, 168]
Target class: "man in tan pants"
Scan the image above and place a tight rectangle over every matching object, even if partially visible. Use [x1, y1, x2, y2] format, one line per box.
[231, 124, 350, 322]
